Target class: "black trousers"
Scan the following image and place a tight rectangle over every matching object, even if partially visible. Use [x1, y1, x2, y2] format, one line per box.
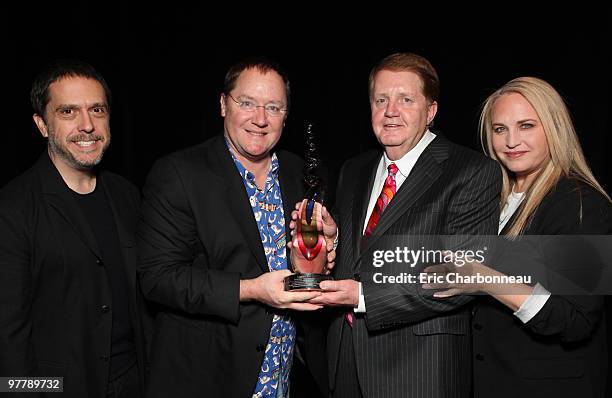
[106, 362, 140, 398]
[332, 322, 363, 398]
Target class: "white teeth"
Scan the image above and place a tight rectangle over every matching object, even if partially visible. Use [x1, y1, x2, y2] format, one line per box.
[75, 141, 95, 147]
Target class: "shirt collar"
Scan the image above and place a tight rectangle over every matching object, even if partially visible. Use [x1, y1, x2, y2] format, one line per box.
[382, 129, 436, 178]
[225, 137, 278, 185]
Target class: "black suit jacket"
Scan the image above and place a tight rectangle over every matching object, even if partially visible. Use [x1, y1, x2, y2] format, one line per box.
[473, 177, 611, 398]
[0, 153, 149, 398]
[137, 135, 328, 398]
[329, 135, 501, 398]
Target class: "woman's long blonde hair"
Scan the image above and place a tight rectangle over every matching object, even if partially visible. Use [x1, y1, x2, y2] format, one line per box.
[479, 76, 610, 237]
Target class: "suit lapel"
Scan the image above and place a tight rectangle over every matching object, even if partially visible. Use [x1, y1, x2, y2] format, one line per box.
[352, 153, 380, 261]
[37, 153, 102, 259]
[356, 136, 448, 265]
[99, 172, 147, 341]
[209, 136, 269, 273]
[100, 173, 135, 248]
[500, 203, 522, 235]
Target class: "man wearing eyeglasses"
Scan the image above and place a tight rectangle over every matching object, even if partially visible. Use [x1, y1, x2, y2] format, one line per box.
[137, 58, 331, 398]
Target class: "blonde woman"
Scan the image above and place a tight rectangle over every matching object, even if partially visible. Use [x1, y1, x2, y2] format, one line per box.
[425, 77, 611, 397]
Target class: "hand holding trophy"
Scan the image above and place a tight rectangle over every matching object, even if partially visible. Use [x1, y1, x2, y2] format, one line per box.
[285, 124, 334, 291]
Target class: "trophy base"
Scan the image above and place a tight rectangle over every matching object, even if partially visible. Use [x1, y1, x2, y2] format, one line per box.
[284, 273, 333, 291]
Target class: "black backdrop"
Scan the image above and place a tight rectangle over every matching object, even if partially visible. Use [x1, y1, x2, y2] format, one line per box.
[3, 6, 612, 391]
[4, 6, 610, 193]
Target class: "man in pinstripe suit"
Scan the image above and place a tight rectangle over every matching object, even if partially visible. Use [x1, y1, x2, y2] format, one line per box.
[309, 53, 501, 397]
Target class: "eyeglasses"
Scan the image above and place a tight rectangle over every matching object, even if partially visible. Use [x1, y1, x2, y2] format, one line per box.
[226, 93, 287, 117]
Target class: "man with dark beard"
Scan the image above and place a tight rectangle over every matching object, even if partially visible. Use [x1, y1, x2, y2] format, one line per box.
[0, 60, 149, 398]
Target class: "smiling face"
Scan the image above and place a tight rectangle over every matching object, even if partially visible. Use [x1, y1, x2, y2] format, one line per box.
[220, 68, 287, 166]
[490, 92, 550, 191]
[33, 76, 110, 171]
[370, 69, 437, 160]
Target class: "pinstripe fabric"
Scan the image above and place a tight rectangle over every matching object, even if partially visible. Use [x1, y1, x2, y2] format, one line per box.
[328, 136, 501, 398]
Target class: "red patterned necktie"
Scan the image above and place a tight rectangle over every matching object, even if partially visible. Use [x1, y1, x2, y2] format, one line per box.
[347, 163, 399, 327]
[364, 163, 399, 238]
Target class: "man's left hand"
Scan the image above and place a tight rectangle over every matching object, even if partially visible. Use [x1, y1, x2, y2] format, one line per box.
[422, 251, 487, 297]
[308, 279, 359, 307]
[287, 202, 337, 274]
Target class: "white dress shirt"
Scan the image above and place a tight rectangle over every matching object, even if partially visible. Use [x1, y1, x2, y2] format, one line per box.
[499, 190, 525, 233]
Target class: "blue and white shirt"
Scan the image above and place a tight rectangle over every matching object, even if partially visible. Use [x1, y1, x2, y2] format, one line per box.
[228, 142, 295, 398]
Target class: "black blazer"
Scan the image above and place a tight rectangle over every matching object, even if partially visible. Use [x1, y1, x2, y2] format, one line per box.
[0, 153, 149, 398]
[137, 135, 328, 398]
[329, 135, 501, 398]
[473, 177, 611, 397]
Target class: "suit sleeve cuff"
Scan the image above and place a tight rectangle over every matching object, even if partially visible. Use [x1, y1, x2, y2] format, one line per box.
[354, 282, 366, 313]
[332, 227, 339, 251]
[514, 283, 551, 323]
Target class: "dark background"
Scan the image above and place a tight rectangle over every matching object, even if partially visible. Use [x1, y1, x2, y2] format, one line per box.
[3, 6, 610, 193]
[2, 4, 611, 396]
